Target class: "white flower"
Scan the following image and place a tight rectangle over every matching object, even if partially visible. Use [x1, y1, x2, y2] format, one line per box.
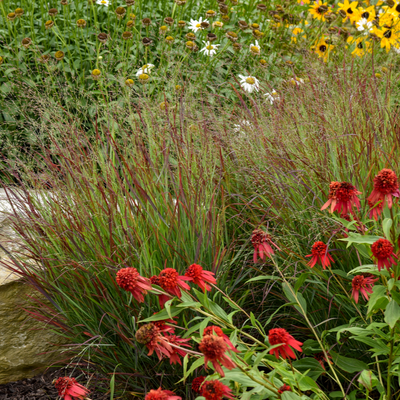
[96, 0, 110, 6]
[249, 40, 261, 55]
[233, 120, 252, 134]
[356, 18, 373, 34]
[393, 45, 400, 54]
[265, 90, 279, 104]
[188, 17, 209, 33]
[238, 74, 260, 93]
[135, 64, 155, 76]
[289, 77, 304, 86]
[200, 41, 219, 57]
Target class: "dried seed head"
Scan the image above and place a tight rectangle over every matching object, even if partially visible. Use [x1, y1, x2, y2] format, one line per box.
[164, 16, 174, 25]
[115, 7, 126, 19]
[125, 78, 134, 87]
[122, 31, 132, 40]
[48, 8, 58, 16]
[21, 37, 32, 48]
[200, 21, 210, 28]
[125, 0, 135, 5]
[178, 20, 186, 27]
[226, 31, 238, 41]
[7, 12, 17, 21]
[238, 20, 249, 29]
[257, 3, 267, 11]
[97, 32, 108, 42]
[142, 37, 153, 46]
[76, 18, 87, 27]
[142, 17, 151, 26]
[60, 0, 68, 5]
[54, 50, 65, 60]
[206, 9, 216, 18]
[45, 19, 54, 28]
[39, 54, 50, 63]
[15, 8, 24, 17]
[165, 36, 174, 44]
[207, 32, 217, 42]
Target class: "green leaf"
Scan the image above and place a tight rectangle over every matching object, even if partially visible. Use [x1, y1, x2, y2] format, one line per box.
[247, 275, 280, 283]
[385, 300, 400, 328]
[383, 218, 393, 240]
[367, 285, 388, 316]
[294, 273, 309, 293]
[140, 307, 183, 322]
[292, 358, 325, 381]
[283, 282, 307, 315]
[281, 391, 303, 400]
[340, 233, 383, 246]
[180, 356, 205, 381]
[331, 352, 368, 373]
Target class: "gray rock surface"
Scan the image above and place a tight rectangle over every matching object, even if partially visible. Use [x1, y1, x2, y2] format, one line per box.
[0, 189, 66, 384]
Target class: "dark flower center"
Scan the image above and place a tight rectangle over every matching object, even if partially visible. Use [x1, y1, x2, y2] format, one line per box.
[347, 7, 353, 13]
[384, 29, 392, 38]
[357, 41, 363, 49]
[362, 11, 369, 18]
[319, 44, 327, 52]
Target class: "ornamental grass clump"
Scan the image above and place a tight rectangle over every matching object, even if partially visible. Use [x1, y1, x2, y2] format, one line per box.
[3, 62, 400, 397]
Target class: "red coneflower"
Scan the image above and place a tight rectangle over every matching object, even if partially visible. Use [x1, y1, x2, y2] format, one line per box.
[268, 328, 303, 359]
[53, 377, 89, 400]
[156, 268, 191, 307]
[251, 229, 281, 263]
[351, 275, 379, 303]
[203, 326, 239, 353]
[145, 387, 182, 400]
[321, 181, 361, 216]
[116, 267, 152, 303]
[368, 169, 400, 217]
[153, 315, 177, 334]
[199, 334, 236, 377]
[200, 380, 234, 400]
[306, 241, 334, 269]
[185, 263, 217, 291]
[278, 384, 292, 394]
[167, 335, 192, 365]
[368, 199, 384, 221]
[371, 238, 398, 271]
[313, 351, 333, 370]
[192, 376, 206, 393]
[135, 323, 173, 360]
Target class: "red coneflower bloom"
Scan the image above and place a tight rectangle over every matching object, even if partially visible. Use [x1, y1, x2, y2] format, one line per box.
[371, 238, 398, 271]
[153, 315, 177, 334]
[54, 377, 89, 400]
[203, 326, 239, 353]
[321, 181, 361, 216]
[313, 351, 333, 370]
[201, 380, 234, 400]
[268, 328, 303, 359]
[199, 334, 236, 377]
[251, 229, 281, 263]
[278, 384, 292, 394]
[351, 275, 379, 303]
[192, 376, 206, 393]
[157, 268, 191, 307]
[135, 323, 173, 360]
[306, 241, 334, 269]
[167, 335, 192, 365]
[185, 263, 217, 291]
[116, 267, 152, 303]
[368, 199, 384, 221]
[145, 387, 182, 400]
[368, 169, 400, 217]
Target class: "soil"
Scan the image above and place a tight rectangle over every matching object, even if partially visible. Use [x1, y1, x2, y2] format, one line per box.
[0, 367, 109, 400]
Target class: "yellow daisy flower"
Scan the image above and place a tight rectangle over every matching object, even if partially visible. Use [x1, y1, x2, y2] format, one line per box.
[313, 35, 334, 62]
[373, 25, 400, 51]
[337, 0, 360, 23]
[309, 2, 329, 21]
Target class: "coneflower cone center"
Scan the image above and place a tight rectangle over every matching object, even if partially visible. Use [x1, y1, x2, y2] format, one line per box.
[371, 239, 394, 258]
[199, 335, 227, 358]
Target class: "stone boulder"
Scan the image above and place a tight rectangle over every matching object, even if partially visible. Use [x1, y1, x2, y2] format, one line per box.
[0, 189, 67, 384]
